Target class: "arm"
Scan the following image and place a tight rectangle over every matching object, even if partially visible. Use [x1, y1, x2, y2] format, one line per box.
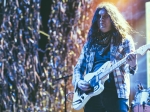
[124, 35, 137, 75]
[72, 43, 87, 89]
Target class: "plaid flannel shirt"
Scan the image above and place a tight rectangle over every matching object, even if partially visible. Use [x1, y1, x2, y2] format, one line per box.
[72, 35, 137, 99]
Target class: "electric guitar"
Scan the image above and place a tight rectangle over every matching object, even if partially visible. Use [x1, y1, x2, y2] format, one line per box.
[72, 44, 150, 110]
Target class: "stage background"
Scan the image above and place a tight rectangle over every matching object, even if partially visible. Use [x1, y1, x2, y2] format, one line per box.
[0, 0, 149, 112]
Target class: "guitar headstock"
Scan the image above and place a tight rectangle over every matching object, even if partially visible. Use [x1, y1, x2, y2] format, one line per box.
[136, 44, 150, 55]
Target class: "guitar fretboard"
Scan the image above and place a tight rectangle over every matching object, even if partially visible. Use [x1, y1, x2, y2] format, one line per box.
[95, 43, 150, 80]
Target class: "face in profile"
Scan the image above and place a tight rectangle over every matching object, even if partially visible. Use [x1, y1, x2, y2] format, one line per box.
[97, 9, 112, 33]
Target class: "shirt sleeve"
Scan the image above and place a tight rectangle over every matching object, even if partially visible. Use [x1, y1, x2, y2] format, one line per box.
[124, 35, 137, 75]
[72, 43, 87, 88]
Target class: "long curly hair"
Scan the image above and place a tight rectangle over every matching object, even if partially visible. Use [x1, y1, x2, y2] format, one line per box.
[87, 2, 133, 49]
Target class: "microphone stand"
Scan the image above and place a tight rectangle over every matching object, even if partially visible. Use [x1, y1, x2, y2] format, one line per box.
[55, 74, 72, 112]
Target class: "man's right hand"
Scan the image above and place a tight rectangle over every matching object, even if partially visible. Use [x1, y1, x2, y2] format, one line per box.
[77, 80, 91, 91]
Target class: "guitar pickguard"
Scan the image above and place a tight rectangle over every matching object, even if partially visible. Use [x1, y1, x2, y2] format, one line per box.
[72, 81, 104, 110]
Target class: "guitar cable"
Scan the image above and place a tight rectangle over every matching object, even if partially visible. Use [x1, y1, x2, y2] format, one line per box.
[66, 92, 74, 103]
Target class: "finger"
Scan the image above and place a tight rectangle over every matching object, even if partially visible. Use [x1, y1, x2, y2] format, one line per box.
[78, 83, 89, 89]
[82, 88, 91, 91]
[82, 83, 90, 86]
[130, 54, 137, 61]
[82, 84, 90, 89]
[126, 56, 131, 61]
[81, 86, 91, 91]
[81, 81, 89, 86]
[127, 54, 136, 61]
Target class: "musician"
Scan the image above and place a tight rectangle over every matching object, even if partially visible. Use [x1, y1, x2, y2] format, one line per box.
[72, 2, 137, 112]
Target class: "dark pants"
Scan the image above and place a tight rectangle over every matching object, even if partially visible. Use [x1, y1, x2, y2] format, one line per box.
[84, 88, 129, 112]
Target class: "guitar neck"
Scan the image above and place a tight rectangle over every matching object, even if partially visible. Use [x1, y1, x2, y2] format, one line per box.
[97, 43, 150, 80]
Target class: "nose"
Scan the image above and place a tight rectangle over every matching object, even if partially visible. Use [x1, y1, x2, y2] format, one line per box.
[100, 17, 105, 22]
[100, 17, 104, 23]
[100, 16, 104, 20]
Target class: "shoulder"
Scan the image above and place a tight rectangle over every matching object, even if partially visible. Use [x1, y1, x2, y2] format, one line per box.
[123, 35, 133, 41]
[82, 41, 89, 50]
[122, 35, 135, 51]
[122, 35, 134, 44]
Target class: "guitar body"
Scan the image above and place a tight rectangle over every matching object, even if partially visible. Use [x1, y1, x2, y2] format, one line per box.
[72, 61, 112, 110]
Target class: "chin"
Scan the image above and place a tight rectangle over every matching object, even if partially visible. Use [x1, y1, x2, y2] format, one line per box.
[100, 28, 111, 33]
[101, 30, 109, 33]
